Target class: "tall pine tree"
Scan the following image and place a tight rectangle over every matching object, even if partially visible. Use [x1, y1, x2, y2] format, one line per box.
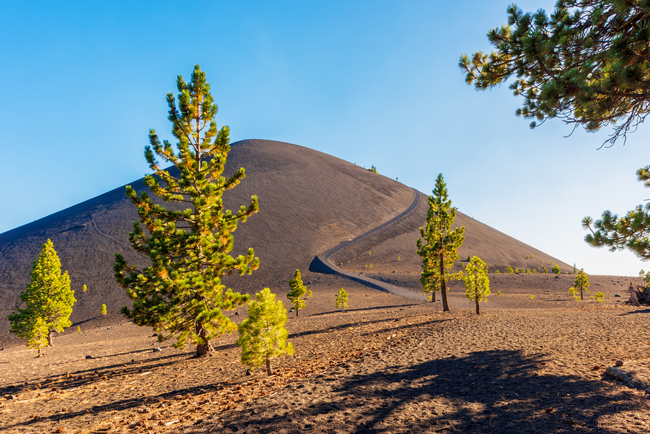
[114, 65, 259, 357]
[463, 256, 490, 315]
[417, 174, 465, 312]
[8, 239, 75, 357]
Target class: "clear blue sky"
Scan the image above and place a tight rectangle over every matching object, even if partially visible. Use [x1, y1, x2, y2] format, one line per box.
[2, 1, 649, 276]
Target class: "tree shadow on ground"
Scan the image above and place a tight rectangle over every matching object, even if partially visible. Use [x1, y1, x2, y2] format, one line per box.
[202, 349, 645, 433]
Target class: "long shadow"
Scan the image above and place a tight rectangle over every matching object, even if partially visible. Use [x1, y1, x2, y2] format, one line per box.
[0, 350, 193, 396]
[309, 303, 422, 317]
[201, 350, 645, 433]
[619, 308, 650, 315]
[0, 381, 230, 431]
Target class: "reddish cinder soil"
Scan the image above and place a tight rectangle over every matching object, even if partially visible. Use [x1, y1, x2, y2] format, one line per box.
[1, 274, 649, 434]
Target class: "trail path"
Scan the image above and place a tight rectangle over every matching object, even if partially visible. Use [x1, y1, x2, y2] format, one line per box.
[312, 188, 426, 302]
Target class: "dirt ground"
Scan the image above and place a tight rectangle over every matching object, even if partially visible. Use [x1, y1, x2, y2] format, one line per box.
[1, 274, 649, 434]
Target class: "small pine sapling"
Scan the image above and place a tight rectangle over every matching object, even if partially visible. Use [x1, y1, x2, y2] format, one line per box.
[497, 290, 502, 296]
[573, 263, 577, 274]
[237, 288, 294, 376]
[514, 267, 520, 274]
[463, 256, 490, 315]
[83, 284, 88, 292]
[552, 264, 561, 275]
[495, 269, 500, 274]
[101, 304, 107, 316]
[77, 326, 81, 333]
[568, 270, 590, 301]
[287, 269, 312, 318]
[336, 288, 349, 312]
[529, 295, 535, 300]
[542, 266, 548, 274]
[506, 266, 514, 274]
[531, 254, 535, 259]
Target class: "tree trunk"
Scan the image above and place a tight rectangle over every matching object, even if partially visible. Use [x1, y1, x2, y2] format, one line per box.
[38, 347, 42, 358]
[195, 324, 214, 357]
[440, 253, 449, 312]
[580, 289, 583, 301]
[266, 358, 273, 376]
[48, 330, 54, 347]
[432, 291, 436, 303]
[296, 309, 299, 318]
[475, 294, 480, 315]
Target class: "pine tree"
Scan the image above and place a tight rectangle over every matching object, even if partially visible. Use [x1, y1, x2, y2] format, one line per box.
[463, 256, 491, 315]
[101, 304, 107, 316]
[8, 240, 75, 357]
[569, 269, 590, 301]
[506, 266, 514, 274]
[287, 269, 312, 318]
[460, 1, 650, 147]
[335, 288, 349, 312]
[83, 284, 88, 292]
[237, 288, 294, 376]
[114, 65, 259, 357]
[552, 264, 561, 275]
[416, 174, 465, 311]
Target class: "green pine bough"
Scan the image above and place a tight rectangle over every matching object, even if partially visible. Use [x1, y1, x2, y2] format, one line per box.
[8, 240, 76, 357]
[463, 256, 491, 315]
[237, 288, 294, 376]
[114, 65, 259, 358]
[416, 174, 465, 311]
[287, 269, 313, 318]
[460, 0, 650, 148]
[583, 166, 650, 260]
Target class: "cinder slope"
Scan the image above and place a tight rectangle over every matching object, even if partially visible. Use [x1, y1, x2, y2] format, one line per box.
[0, 139, 571, 340]
[0, 140, 412, 336]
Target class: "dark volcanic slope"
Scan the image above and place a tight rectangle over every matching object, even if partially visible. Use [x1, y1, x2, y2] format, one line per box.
[0, 139, 570, 338]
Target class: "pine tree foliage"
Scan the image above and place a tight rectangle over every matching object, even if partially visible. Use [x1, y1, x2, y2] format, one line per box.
[335, 288, 349, 311]
[552, 264, 561, 275]
[460, 0, 650, 147]
[416, 174, 465, 312]
[463, 256, 491, 315]
[287, 269, 312, 318]
[583, 166, 650, 260]
[114, 65, 259, 357]
[569, 269, 591, 300]
[8, 239, 75, 357]
[237, 288, 294, 376]
[101, 304, 107, 316]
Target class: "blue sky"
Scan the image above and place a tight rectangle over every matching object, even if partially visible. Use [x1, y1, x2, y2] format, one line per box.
[2, 0, 649, 276]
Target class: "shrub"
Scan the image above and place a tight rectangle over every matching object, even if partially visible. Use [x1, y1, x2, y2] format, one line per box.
[495, 269, 501, 274]
[101, 304, 107, 316]
[552, 264, 561, 275]
[592, 291, 605, 303]
[368, 165, 378, 174]
[506, 266, 514, 274]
